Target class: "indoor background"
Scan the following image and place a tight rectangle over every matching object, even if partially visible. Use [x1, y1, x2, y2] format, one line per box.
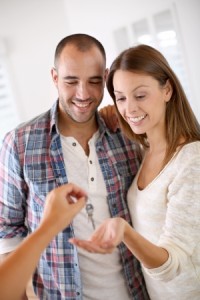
[0, 0, 200, 143]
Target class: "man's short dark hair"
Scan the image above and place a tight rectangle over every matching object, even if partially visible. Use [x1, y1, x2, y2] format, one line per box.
[54, 33, 106, 68]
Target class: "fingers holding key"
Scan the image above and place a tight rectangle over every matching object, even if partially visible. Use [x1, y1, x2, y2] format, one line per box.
[41, 183, 88, 233]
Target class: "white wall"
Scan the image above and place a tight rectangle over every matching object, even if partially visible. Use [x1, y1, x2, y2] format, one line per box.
[64, 0, 200, 117]
[0, 0, 199, 124]
[0, 0, 68, 121]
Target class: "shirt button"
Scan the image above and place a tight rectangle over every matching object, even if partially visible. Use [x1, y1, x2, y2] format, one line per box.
[89, 160, 92, 164]
[76, 292, 80, 296]
[72, 142, 76, 146]
[91, 177, 94, 181]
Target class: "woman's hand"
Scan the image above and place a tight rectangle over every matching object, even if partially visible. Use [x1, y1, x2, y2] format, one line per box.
[99, 104, 119, 132]
[69, 217, 126, 253]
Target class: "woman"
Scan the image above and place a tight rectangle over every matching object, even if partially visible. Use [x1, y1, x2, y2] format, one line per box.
[70, 45, 200, 299]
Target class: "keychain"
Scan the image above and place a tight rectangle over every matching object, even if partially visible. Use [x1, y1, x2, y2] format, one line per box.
[85, 203, 95, 230]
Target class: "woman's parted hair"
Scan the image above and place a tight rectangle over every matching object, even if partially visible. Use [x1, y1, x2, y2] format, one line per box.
[106, 44, 200, 164]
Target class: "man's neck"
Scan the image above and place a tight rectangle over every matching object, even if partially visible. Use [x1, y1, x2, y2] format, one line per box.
[58, 114, 98, 156]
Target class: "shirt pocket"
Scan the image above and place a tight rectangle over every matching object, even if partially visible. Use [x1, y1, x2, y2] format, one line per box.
[25, 163, 57, 208]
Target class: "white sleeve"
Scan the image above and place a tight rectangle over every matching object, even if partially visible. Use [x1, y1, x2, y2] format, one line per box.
[143, 153, 200, 281]
[0, 236, 23, 254]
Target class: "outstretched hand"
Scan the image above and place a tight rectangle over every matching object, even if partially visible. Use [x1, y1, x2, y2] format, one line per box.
[69, 217, 126, 254]
[99, 104, 119, 132]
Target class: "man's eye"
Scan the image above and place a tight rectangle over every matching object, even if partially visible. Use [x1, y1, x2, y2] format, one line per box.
[65, 81, 77, 85]
[90, 81, 102, 84]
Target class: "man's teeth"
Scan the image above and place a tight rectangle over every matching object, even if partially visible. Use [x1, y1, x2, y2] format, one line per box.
[129, 115, 145, 122]
[75, 102, 90, 108]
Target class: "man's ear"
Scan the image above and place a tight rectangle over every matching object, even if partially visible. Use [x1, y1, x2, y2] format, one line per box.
[104, 68, 109, 81]
[164, 79, 173, 102]
[51, 67, 58, 85]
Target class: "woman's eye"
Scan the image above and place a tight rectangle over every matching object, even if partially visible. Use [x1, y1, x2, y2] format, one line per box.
[136, 95, 145, 100]
[116, 97, 126, 102]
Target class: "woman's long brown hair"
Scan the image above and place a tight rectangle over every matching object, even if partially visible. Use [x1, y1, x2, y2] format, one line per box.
[106, 44, 200, 165]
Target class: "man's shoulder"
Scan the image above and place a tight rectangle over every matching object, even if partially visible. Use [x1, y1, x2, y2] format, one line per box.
[99, 125, 143, 164]
[2, 109, 52, 149]
[98, 115, 134, 145]
[106, 128, 138, 149]
[16, 109, 51, 132]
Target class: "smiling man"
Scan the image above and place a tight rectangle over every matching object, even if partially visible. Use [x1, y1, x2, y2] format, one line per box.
[0, 34, 149, 300]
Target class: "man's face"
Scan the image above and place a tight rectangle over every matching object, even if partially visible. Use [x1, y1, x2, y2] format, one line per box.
[51, 44, 107, 124]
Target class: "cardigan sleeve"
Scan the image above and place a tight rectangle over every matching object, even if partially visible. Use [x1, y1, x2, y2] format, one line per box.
[143, 150, 200, 281]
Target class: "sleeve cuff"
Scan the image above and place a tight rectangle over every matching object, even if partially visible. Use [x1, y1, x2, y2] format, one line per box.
[0, 236, 23, 254]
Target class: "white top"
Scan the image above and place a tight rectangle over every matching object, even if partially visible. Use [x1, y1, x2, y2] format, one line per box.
[128, 141, 200, 300]
[61, 131, 131, 300]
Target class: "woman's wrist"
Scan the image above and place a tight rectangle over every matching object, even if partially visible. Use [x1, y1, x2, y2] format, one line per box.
[122, 219, 132, 242]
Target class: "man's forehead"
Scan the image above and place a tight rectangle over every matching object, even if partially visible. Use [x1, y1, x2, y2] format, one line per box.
[58, 54, 106, 76]
[59, 44, 105, 65]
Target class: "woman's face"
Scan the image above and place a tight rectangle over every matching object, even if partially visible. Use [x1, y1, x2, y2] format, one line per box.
[113, 70, 172, 137]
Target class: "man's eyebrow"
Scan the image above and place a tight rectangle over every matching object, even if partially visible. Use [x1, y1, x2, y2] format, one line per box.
[89, 76, 103, 80]
[63, 76, 78, 80]
[63, 76, 103, 80]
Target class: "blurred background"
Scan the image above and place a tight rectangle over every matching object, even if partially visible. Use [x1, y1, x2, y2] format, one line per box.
[0, 0, 200, 143]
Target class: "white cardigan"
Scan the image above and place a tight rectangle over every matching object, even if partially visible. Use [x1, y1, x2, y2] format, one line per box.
[128, 141, 200, 300]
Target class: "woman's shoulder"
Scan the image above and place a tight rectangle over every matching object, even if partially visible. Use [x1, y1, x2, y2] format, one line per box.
[174, 141, 200, 165]
[180, 141, 200, 154]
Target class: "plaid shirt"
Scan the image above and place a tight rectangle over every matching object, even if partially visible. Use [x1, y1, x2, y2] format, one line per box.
[0, 101, 149, 300]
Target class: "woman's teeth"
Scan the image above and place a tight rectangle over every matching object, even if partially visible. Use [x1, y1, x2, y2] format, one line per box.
[129, 115, 146, 122]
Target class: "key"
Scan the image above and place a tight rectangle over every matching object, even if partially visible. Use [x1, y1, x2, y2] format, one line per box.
[86, 203, 95, 230]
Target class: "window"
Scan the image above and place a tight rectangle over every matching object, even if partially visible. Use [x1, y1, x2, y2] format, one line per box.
[131, 9, 190, 98]
[153, 10, 190, 98]
[113, 7, 191, 100]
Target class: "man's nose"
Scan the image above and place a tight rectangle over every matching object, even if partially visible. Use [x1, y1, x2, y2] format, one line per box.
[76, 83, 90, 100]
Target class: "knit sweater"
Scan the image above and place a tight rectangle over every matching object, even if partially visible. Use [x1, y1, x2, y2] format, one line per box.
[127, 141, 200, 300]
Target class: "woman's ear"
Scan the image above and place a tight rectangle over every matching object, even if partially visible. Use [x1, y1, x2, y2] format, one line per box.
[164, 79, 173, 102]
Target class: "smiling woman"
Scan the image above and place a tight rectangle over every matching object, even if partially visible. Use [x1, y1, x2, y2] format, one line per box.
[113, 71, 171, 138]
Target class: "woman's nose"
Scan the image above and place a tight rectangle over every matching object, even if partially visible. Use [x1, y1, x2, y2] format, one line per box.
[125, 98, 138, 113]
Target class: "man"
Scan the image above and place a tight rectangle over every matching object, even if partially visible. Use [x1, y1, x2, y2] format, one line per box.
[0, 34, 149, 299]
